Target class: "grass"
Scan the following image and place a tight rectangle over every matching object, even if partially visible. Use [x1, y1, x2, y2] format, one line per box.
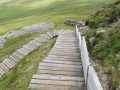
[0, 0, 116, 35]
[0, 37, 57, 90]
[86, 0, 120, 28]
[0, 24, 73, 62]
[87, 20, 120, 90]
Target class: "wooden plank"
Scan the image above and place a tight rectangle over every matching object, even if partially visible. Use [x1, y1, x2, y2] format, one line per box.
[37, 69, 83, 76]
[5, 58, 15, 67]
[0, 63, 9, 71]
[23, 44, 37, 51]
[48, 55, 80, 59]
[47, 32, 54, 38]
[0, 63, 8, 72]
[32, 74, 84, 82]
[43, 59, 81, 65]
[50, 50, 80, 54]
[40, 34, 51, 39]
[39, 62, 82, 68]
[51, 48, 79, 52]
[29, 84, 85, 90]
[29, 40, 41, 47]
[30, 79, 84, 87]
[2, 59, 13, 68]
[0, 67, 6, 75]
[35, 37, 48, 43]
[13, 53, 24, 59]
[46, 57, 81, 62]
[38, 66, 82, 72]
[9, 55, 19, 62]
[49, 52, 80, 57]
[17, 49, 29, 55]
[88, 67, 103, 90]
[10, 54, 21, 61]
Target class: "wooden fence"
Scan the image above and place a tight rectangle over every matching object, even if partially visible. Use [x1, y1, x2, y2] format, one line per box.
[76, 25, 103, 90]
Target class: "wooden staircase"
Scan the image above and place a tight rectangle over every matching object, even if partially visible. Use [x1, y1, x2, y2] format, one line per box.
[28, 30, 85, 90]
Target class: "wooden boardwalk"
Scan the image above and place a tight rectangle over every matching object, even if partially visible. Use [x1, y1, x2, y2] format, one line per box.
[28, 30, 85, 90]
[0, 30, 63, 77]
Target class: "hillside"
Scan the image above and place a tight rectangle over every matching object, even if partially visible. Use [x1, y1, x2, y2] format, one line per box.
[0, 0, 115, 35]
[0, 0, 118, 90]
[86, 1, 120, 90]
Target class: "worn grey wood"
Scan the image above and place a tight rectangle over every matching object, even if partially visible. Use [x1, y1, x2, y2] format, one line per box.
[37, 69, 83, 76]
[46, 57, 81, 62]
[28, 84, 85, 90]
[39, 62, 82, 68]
[40, 34, 51, 39]
[0, 31, 56, 77]
[38, 66, 82, 72]
[23, 44, 37, 51]
[0, 63, 9, 71]
[47, 32, 54, 38]
[28, 30, 85, 90]
[4, 58, 15, 67]
[2, 59, 13, 68]
[48, 55, 80, 59]
[30, 79, 84, 86]
[0, 63, 8, 72]
[29, 40, 41, 47]
[0, 67, 6, 75]
[43, 59, 81, 65]
[34, 36, 48, 43]
[32, 74, 84, 82]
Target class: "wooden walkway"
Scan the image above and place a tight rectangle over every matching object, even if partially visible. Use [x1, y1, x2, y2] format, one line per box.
[0, 30, 63, 77]
[28, 30, 85, 90]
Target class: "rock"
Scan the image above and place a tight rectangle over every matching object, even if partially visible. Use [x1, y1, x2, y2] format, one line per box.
[79, 26, 91, 36]
[95, 28, 106, 38]
[89, 37, 95, 46]
[64, 19, 85, 27]
[0, 22, 55, 48]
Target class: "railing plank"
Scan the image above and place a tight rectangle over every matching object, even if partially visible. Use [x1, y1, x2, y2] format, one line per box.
[76, 25, 103, 90]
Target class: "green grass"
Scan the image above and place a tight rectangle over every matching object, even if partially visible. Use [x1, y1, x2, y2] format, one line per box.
[0, 37, 57, 90]
[87, 21, 120, 90]
[0, 0, 116, 35]
[86, 0, 120, 28]
[0, 24, 73, 62]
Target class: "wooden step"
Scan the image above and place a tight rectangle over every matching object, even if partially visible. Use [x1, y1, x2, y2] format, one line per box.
[39, 62, 82, 68]
[0, 67, 6, 75]
[23, 44, 37, 51]
[38, 66, 82, 72]
[40, 34, 51, 39]
[0, 63, 9, 72]
[47, 32, 54, 38]
[46, 57, 81, 62]
[30, 79, 84, 86]
[49, 52, 80, 57]
[43, 59, 81, 65]
[29, 40, 42, 47]
[48, 55, 80, 59]
[32, 74, 84, 82]
[2, 59, 14, 68]
[29, 84, 85, 90]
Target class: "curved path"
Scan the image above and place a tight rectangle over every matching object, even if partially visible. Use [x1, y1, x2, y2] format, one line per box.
[0, 30, 64, 77]
[0, 22, 55, 48]
[28, 30, 85, 90]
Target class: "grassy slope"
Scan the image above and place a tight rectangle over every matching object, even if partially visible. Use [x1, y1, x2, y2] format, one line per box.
[0, 37, 57, 90]
[0, 0, 116, 35]
[0, 0, 117, 90]
[87, 1, 120, 89]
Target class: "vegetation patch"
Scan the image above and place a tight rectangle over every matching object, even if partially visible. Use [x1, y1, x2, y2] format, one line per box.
[0, 37, 57, 90]
[86, 0, 120, 28]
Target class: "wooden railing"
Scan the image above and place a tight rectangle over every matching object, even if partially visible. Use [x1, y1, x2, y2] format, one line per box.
[76, 25, 103, 90]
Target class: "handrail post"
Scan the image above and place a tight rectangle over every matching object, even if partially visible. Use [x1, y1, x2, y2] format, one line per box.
[76, 25, 79, 38]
